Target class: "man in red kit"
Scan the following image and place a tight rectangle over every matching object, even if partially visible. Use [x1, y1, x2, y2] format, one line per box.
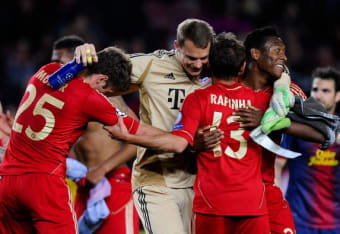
[236, 26, 313, 234]
[104, 32, 326, 234]
[0, 46, 139, 233]
[51, 35, 140, 234]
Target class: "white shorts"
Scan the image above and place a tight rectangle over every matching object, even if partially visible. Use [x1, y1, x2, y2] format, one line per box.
[133, 185, 194, 234]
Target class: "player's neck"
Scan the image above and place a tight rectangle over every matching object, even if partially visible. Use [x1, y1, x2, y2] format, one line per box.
[243, 67, 272, 90]
[213, 77, 238, 86]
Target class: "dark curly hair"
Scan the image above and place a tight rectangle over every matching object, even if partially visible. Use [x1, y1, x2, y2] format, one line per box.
[244, 26, 281, 63]
[312, 66, 340, 92]
[53, 35, 85, 50]
[209, 32, 245, 79]
[51, 35, 85, 63]
[87, 47, 132, 92]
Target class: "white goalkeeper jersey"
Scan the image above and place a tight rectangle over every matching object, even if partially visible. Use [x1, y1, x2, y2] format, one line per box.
[130, 50, 211, 190]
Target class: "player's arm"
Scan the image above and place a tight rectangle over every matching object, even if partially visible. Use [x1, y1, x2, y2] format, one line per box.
[235, 105, 325, 143]
[274, 157, 288, 188]
[74, 44, 147, 96]
[86, 96, 138, 185]
[282, 122, 325, 143]
[104, 117, 189, 154]
[85, 143, 137, 185]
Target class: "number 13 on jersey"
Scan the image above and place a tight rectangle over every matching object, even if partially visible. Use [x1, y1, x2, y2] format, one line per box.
[211, 111, 247, 159]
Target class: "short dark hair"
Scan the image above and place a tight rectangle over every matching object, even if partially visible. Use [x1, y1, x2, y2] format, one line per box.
[87, 47, 132, 92]
[244, 26, 281, 62]
[312, 66, 340, 92]
[176, 18, 215, 48]
[53, 35, 85, 50]
[209, 32, 245, 79]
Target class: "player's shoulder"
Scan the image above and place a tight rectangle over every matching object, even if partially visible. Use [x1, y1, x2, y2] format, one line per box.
[290, 82, 307, 99]
[130, 49, 177, 71]
[36, 62, 61, 75]
[130, 49, 175, 60]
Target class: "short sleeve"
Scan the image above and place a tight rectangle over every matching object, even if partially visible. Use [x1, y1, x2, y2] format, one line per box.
[290, 82, 307, 100]
[82, 91, 139, 134]
[130, 54, 153, 84]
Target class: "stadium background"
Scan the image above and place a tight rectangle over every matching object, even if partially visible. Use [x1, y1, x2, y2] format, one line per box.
[1, 0, 340, 114]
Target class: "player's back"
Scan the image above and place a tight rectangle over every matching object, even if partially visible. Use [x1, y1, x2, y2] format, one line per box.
[0, 63, 118, 177]
[179, 82, 271, 216]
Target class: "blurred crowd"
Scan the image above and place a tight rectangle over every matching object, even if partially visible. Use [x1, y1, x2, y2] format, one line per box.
[2, 0, 340, 112]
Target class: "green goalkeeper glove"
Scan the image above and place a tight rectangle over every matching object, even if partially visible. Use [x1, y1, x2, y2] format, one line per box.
[261, 108, 291, 134]
[270, 68, 295, 117]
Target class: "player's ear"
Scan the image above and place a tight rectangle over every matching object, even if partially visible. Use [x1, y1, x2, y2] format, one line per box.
[238, 61, 246, 75]
[96, 74, 108, 85]
[174, 40, 180, 50]
[335, 90, 340, 103]
[250, 48, 260, 61]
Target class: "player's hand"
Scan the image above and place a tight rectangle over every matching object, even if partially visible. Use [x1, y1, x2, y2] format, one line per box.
[74, 43, 98, 66]
[86, 166, 106, 186]
[271, 72, 295, 117]
[261, 108, 291, 134]
[234, 106, 264, 129]
[103, 117, 130, 141]
[193, 126, 224, 152]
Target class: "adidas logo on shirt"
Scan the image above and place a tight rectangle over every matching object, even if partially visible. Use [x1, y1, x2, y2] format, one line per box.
[164, 73, 175, 80]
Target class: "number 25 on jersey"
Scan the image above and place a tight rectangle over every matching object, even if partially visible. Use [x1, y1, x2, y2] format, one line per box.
[12, 84, 64, 141]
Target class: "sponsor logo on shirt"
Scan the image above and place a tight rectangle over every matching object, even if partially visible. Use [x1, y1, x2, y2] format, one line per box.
[116, 108, 127, 117]
[168, 88, 185, 110]
[164, 73, 175, 80]
[308, 149, 338, 166]
[173, 123, 184, 130]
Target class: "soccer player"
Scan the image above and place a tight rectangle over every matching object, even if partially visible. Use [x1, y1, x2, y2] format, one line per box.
[240, 26, 307, 234]
[52, 35, 140, 234]
[278, 66, 340, 234]
[0, 46, 139, 233]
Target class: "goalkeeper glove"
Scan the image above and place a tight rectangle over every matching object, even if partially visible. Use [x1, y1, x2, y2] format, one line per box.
[270, 67, 295, 117]
[261, 108, 291, 134]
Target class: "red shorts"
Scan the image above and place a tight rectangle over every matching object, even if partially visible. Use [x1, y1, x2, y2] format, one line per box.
[0, 174, 77, 234]
[266, 184, 295, 234]
[193, 212, 270, 234]
[75, 166, 139, 234]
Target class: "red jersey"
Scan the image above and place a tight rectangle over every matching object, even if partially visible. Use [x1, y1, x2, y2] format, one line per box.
[172, 82, 271, 216]
[0, 63, 139, 177]
[262, 82, 307, 185]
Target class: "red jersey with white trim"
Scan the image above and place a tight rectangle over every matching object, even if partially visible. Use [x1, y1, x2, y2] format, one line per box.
[172, 82, 271, 216]
[0, 63, 139, 177]
[262, 82, 307, 185]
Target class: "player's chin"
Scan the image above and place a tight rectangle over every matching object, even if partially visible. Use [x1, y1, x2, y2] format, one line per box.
[189, 70, 202, 78]
[273, 67, 284, 78]
[272, 71, 282, 80]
